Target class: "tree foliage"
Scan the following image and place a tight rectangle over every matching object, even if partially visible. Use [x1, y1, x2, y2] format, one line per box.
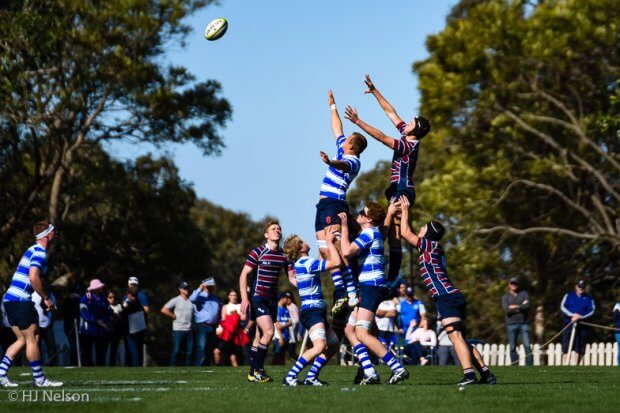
[352, 0, 618, 341]
[0, 0, 231, 244]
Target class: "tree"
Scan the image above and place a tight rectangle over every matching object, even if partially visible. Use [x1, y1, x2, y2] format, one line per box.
[412, 0, 619, 338]
[349, 0, 618, 340]
[0, 0, 231, 246]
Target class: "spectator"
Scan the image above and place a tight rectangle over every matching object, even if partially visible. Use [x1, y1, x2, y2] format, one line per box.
[613, 300, 619, 367]
[396, 285, 426, 341]
[560, 279, 595, 365]
[501, 277, 532, 366]
[397, 282, 407, 303]
[123, 276, 149, 367]
[375, 299, 398, 351]
[286, 294, 300, 360]
[61, 285, 81, 366]
[106, 289, 124, 366]
[32, 292, 57, 365]
[214, 289, 249, 367]
[190, 277, 220, 366]
[161, 281, 194, 366]
[436, 325, 459, 366]
[405, 319, 436, 365]
[79, 279, 112, 366]
[273, 292, 292, 365]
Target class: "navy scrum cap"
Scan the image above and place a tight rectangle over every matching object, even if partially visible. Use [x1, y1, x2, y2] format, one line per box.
[425, 220, 445, 241]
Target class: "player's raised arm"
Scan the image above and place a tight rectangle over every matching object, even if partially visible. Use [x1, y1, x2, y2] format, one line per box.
[320, 151, 351, 172]
[364, 74, 403, 127]
[328, 89, 344, 138]
[323, 228, 343, 271]
[345, 106, 396, 149]
[337, 212, 359, 257]
[399, 195, 420, 246]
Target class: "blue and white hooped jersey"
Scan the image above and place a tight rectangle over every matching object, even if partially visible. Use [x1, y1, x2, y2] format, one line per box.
[354, 227, 386, 285]
[4, 244, 48, 302]
[319, 135, 361, 201]
[294, 256, 327, 310]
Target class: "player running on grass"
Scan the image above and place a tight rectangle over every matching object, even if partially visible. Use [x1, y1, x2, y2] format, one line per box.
[282, 230, 342, 386]
[240, 220, 296, 383]
[316, 90, 367, 314]
[344, 75, 430, 281]
[397, 196, 497, 387]
[339, 204, 410, 385]
[1, 221, 62, 388]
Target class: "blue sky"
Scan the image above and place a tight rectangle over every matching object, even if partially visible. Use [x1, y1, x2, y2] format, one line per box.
[106, 0, 457, 248]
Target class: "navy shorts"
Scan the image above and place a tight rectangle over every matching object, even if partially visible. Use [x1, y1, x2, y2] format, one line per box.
[435, 292, 467, 320]
[358, 283, 391, 313]
[251, 296, 277, 321]
[300, 307, 327, 331]
[4, 300, 39, 330]
[384, 184, 415, 204]
[315, 198, 350, 232]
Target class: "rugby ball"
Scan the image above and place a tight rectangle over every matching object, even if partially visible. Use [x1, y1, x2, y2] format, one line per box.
[204, 18, 228, 41]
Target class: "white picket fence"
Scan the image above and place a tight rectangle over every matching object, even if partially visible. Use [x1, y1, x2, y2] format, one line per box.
[474, 342, 619, 366]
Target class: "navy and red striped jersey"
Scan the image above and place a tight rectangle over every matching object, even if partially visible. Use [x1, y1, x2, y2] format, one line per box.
[245, 244, 293, 299]
[416, 237, 459, 299]
[390, 122, 420, 190]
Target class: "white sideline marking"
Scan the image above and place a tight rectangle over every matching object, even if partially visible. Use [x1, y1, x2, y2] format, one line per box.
[82, 380, 188, 385]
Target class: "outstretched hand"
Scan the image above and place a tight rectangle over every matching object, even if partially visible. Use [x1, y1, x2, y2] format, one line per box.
[344, 106, 358, 123]
[328, 89, 335, 106]
[364, 74, 376, 94]
[320, 151, 331, 165]
[387, 201, 400, 216]
[337, 212, 348, 226]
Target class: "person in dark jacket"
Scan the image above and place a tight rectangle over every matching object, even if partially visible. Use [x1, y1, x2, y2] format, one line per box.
[501, 278, 532, 366]
[79, 279, 112, 366]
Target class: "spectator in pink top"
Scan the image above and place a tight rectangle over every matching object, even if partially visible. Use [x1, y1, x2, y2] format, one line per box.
[405, 320, 436, 365]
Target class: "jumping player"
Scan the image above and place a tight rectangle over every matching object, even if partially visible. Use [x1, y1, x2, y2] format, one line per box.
[398, 196, 497, 386]
[282, 230, 342, 386]
[338, 204, 409, 385]
[316, 90, 368, 314]
[344, 74, 430, 281]
[240, 220, 295, 383]
[1, 221, 63, 388]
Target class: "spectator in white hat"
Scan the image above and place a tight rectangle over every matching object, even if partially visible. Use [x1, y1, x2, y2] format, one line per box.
[123, 276, 149, 367]
[190, 277, 220, 366]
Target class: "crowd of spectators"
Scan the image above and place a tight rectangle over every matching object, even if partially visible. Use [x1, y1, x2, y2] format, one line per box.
[1, 274, 615, 367]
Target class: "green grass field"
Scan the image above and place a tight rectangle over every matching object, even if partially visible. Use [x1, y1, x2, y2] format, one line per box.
[0, 366, 618, 412]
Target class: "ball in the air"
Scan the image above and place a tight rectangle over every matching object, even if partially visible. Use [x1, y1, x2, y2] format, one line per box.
[204, 18, 228, 41]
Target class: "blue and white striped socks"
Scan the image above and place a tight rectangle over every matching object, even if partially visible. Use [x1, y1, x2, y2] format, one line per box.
[30, 360, 45, 383]
[305, 356, 326, 380]
[343, 267, 357, 297]
[330, 270, 345, 293]
[0, 355, 12, 376]
[353, 344, 376, 376]
[381, 352, 405, 373]
[286, 357, 308, 379]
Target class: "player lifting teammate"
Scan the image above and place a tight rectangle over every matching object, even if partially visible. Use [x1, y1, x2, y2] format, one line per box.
[339, 204, 409, 385]
[240, 220, 295, 383]
[345, 75, 430, 281]
[398, 196, 497, 386]
[282, 230, 342, 386]
[316, 90, 367, 314]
